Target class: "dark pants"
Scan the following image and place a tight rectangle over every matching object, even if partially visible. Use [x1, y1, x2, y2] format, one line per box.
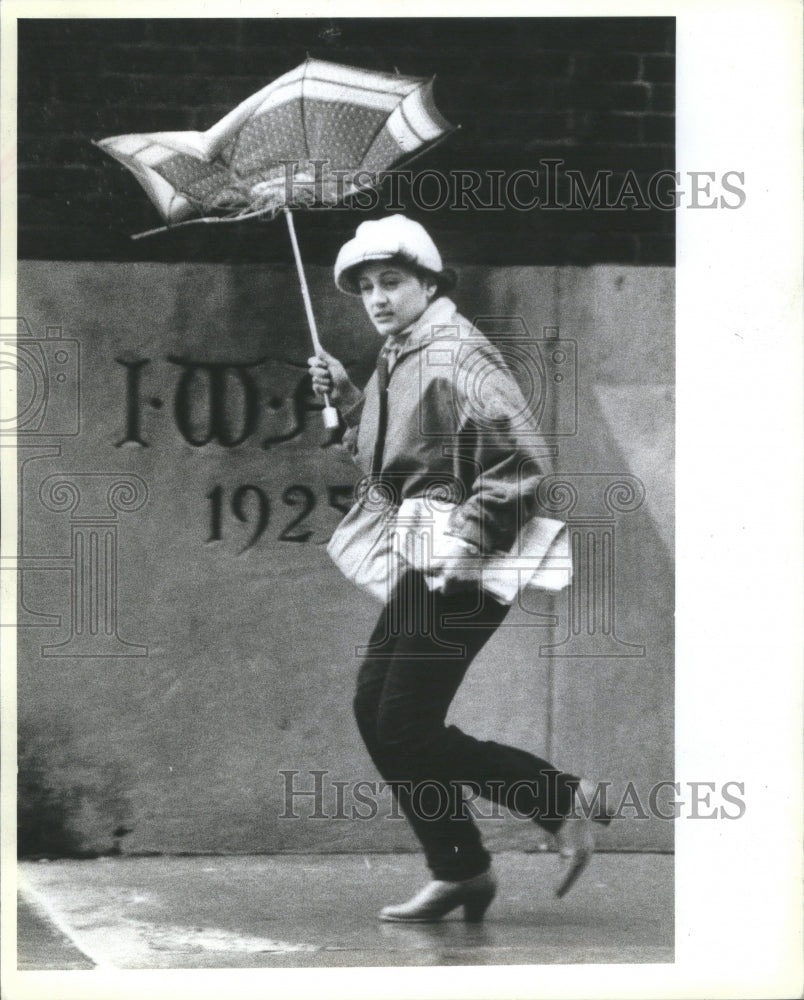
[353, 570, 578, 881]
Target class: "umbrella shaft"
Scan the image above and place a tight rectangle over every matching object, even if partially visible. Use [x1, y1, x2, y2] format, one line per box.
[284, 206, 324, 356]
[283, 207, 339, 429]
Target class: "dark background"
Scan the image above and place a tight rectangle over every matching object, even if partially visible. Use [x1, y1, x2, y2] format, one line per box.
[18, 17, 674, 265]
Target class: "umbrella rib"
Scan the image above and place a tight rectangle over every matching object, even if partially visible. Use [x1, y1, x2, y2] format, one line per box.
[131, 203, 278, 239]
[388, 124, 462, 174]
[398, 94, 428, 147]
[301, 73, 418, 102]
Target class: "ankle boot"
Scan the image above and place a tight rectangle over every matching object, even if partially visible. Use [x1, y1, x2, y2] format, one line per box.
[555, 778, 612, 898]
[379, 870, 497, 923]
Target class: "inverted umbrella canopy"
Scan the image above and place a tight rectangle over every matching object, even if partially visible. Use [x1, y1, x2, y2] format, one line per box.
[95, 57, 455, 430]
[95, 57, 455, 229]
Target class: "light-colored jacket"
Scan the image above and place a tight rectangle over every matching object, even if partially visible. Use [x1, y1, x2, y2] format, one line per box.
[340, 296, 553, 554]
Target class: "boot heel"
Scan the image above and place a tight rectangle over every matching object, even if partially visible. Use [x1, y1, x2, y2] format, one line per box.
[380, 871, 497, 923]
[463, 894, 493, 923]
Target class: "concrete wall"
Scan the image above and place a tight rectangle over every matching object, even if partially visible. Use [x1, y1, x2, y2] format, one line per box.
[14, 260, 673, 855]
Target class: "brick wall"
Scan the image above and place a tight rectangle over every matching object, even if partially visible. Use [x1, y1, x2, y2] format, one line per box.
[18, 17, 674, 265]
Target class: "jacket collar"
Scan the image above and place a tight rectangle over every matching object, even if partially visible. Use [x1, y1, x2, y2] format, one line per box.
[382, 296, 458, 364]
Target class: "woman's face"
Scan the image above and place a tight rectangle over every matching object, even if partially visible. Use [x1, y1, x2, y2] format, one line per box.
[357, 262, 436, 338]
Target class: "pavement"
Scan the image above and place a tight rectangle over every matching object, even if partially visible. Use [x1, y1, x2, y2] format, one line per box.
[16, 851, 672, 970]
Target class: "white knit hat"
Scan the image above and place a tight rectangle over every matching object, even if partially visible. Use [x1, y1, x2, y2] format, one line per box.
[334, 214, 454, 295]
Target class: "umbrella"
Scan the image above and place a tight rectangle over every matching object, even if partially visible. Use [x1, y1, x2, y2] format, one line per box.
[94, 57, 456, 428]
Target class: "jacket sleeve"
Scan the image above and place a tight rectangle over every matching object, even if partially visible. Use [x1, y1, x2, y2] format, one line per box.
[338, 389, 365, 457]
[340, 387, 366, 428]
[445, 344, 552, 554]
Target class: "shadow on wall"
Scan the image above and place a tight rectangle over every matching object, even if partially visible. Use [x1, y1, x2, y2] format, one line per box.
[18, 717, 134, 859]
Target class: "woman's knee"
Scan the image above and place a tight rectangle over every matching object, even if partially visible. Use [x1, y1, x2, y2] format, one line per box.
[375, 709, 442, 759]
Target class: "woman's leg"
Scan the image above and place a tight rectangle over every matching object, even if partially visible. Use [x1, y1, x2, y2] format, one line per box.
[353, 573, 495, 881]
[354, 570, 580, 882]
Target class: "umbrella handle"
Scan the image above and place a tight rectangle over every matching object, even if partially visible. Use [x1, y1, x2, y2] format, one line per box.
[283, 207, 339, 430]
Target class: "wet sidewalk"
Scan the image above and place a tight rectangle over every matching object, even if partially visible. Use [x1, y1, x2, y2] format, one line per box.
[17, 851, 672, 970]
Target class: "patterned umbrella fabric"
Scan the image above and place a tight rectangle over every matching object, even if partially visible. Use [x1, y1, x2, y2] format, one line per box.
[95, 57, 455, 231]
[95, 57, 455, 430]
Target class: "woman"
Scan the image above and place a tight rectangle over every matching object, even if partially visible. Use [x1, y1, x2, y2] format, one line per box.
[309, 215, 608, 923]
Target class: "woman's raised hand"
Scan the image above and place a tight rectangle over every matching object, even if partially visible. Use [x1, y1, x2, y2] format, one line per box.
[307, 350, 355, 407]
